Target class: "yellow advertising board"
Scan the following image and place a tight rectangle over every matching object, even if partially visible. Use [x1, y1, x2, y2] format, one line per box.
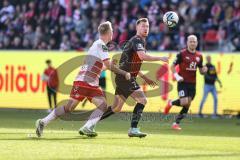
[0, 51, 239, 114]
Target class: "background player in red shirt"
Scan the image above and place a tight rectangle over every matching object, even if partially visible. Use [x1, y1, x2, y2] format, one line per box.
[164, 35, 208, 130]
[43, 60, 59, 112]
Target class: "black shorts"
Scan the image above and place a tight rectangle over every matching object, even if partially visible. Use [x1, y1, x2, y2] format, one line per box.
[99, 77, 106, 89]
[177, 82, 196, 100]
[115, 75, 140, 99]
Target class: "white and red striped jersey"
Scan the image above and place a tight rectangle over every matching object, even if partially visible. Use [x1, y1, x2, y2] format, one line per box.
[75, 39, 109, 86]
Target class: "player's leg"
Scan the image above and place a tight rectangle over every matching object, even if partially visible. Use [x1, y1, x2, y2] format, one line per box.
[198, 84, 210, 116]
[83, 95, 125, 137]
[164, 98, 185, 114]
[128, 88, 147, 137]
[172, 97, 191, 130]
[47, 86, 52, 110]
[79, 96, 107, 137]
[100, 80, 132, 121]
[175, 97, 191, 119]
[211, 85, 218, 118]
[36, 98, 80, 137]
[53, 89, 57, 108]
[173, 84, 196, 130]
[164, 82, 188, 114]
[100, 94, 126, 120]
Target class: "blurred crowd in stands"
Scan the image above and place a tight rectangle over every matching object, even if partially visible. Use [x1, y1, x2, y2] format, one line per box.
[0, 0, 240, 51]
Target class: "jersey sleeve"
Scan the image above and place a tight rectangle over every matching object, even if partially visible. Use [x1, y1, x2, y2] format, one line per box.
[197, 55, 203, 68]
[132, 38, 145, 52]
[98, 44, 110, 61]
[173, 52, 182, 66]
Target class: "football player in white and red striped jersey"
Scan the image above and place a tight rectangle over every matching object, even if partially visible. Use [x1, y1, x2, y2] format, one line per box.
[35, 21, 131, 138]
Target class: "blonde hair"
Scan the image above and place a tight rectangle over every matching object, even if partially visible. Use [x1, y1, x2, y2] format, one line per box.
[98, 21, 112, 35]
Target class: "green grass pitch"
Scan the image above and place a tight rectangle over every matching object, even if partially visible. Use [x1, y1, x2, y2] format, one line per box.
[0, 109, 240, 160]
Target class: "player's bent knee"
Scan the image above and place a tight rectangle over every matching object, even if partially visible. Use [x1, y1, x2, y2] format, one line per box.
[112, 103, 123, 113]
[180, 98, 192, 106]
[180, 101, 188, 106]
[137, 98, 147, 105]
[97, 101, 108, 112]
[64, 106, 73, 113]
[184, 101, 191, 107]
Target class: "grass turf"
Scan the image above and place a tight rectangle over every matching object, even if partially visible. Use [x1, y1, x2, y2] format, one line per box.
[0, 109, 239, 160]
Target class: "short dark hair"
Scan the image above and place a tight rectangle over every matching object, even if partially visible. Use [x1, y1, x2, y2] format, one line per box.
[136, 18, 149, 25]
[46, 59, 51, 64]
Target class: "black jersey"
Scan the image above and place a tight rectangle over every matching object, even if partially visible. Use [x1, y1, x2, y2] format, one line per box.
[118, 35, 146, 77]
[204, 63, 218, 85]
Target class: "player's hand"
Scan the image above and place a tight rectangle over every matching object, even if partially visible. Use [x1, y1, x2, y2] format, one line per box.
[174, 73, 184, 82]
[125, 72, 131, 80]
[143, 77, 157, 88]
[201, 66, 208, 74]
[177, 76, 184, 82]
[160, 57, 169, 63]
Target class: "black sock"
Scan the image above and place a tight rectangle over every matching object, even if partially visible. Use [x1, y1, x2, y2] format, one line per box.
[175, 106, 189, 124]
[100, 106, 114, 121]
[171, 99, 181, 106]
[131, 103, 145, 128]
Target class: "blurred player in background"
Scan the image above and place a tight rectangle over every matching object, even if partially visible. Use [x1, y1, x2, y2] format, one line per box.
[99, 18, 168, 137]
[164, 35, 208, 130]
[42, 60, 59, 112]
[35, 21, 131, 137]
[198, 55, 222, 118]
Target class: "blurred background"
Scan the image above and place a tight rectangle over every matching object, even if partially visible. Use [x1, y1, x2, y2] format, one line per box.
[1, 1, 240, 159]
[0, 0, 240, 51]
[0, 0, 240, 117]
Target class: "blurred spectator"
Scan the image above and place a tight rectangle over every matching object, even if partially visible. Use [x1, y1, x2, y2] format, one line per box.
[60, 34, 70, 51]
[0, 0, 14, 23]
[232, 37, 240, 51]
[43, 59, 59, 112]
[3, 36, 11, 49]
[0, 0, 240, 51]
[12, 36, 22, 49]
[22, 38, 31, 49]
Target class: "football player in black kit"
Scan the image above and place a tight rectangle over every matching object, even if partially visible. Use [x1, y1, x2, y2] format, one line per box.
[98, 18, 169, 137]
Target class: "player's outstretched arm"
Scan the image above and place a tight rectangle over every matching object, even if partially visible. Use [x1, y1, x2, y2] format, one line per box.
[137, 51, 169, 62]
[103, 59, 131, 80]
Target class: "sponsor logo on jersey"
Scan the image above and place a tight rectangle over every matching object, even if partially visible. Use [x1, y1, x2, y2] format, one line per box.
[102, 45, 108, 52]
[137, 43, 144, 50]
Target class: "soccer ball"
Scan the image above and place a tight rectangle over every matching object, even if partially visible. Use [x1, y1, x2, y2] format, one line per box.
[163, 11, 179, 28]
